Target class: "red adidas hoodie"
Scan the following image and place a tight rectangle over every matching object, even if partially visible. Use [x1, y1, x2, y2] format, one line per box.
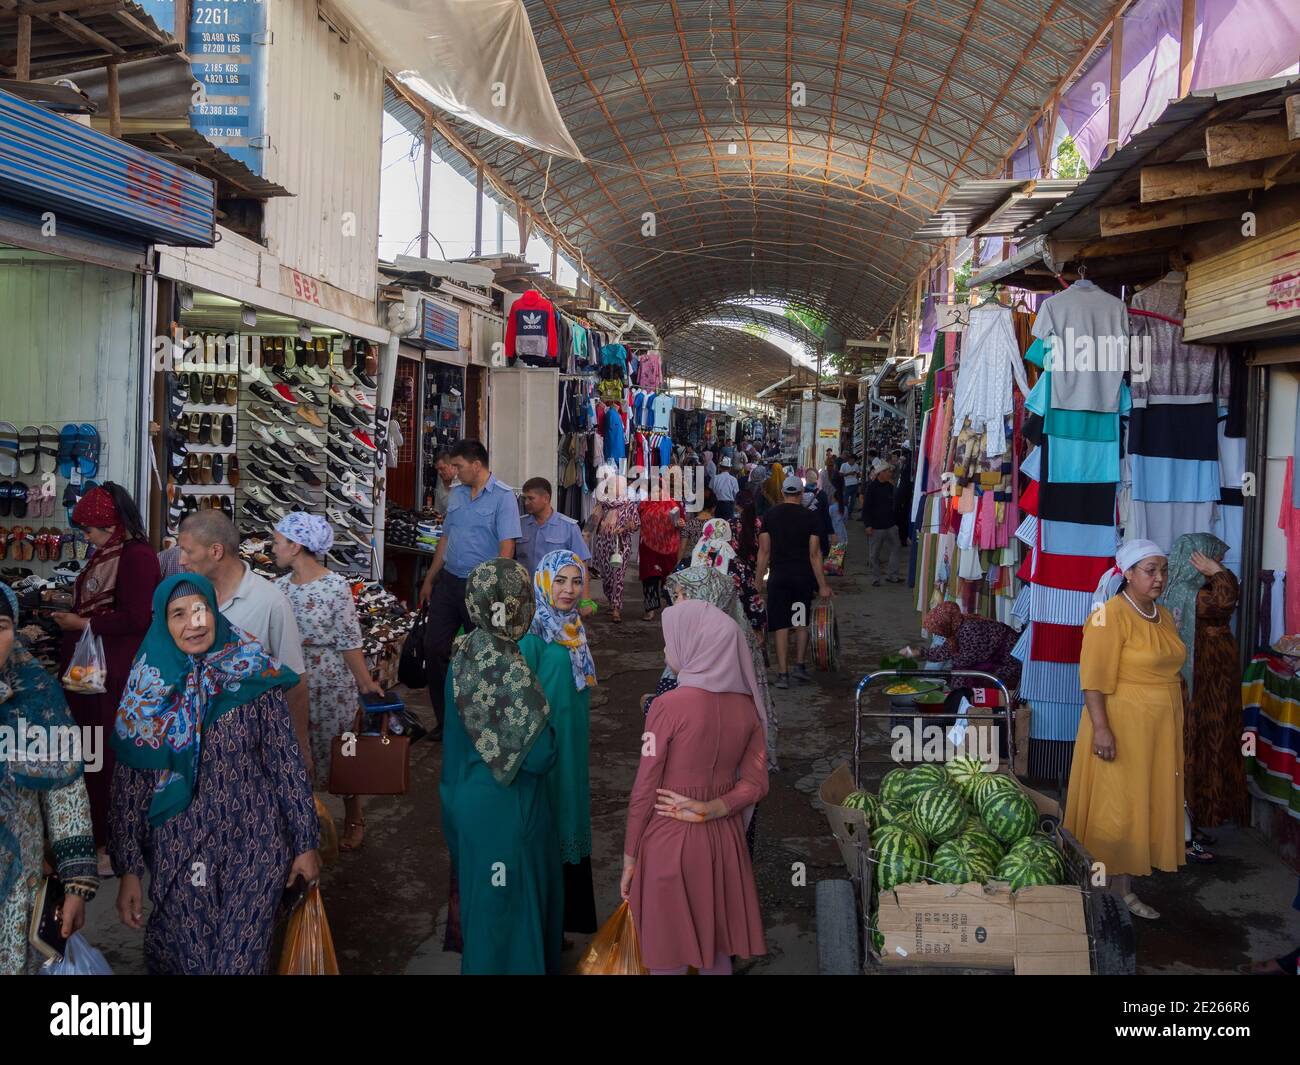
[504, 289, 559, 366]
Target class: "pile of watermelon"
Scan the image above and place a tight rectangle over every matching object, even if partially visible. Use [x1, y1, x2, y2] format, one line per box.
[838, 756, 1068, 896]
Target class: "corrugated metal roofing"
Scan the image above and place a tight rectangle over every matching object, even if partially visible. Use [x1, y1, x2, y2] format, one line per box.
[664, 323, 811, 395]
[380, 2, 1124, 342]
[913, 179, 1080, 239]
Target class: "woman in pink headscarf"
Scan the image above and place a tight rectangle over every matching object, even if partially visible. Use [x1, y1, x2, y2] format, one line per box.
[620, 599, 769, 975]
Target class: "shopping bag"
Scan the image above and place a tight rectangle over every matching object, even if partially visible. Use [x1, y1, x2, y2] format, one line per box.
[823, 542, 846, 576]
[315, 796, 339, 867]
[38, 932, 113, 975]
[397, 607, 428, 689]
[61, 627, 107, 694]
[576, 900, 647, 975]
[277, 885, 339, 975]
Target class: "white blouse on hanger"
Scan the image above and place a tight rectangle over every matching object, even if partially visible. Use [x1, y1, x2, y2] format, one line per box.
[952, 303, 1028, 458]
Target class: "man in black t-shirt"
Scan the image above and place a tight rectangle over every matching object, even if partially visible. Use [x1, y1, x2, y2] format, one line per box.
[757, 475, 833, 689]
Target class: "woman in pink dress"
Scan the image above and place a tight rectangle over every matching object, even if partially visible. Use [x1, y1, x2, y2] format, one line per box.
[621, 599, 769, 974]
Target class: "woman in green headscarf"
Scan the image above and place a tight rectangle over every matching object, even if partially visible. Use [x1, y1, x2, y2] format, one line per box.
[0, 582, 98, 975]
[1162, 533, 1246, 842]
[440, 558, 563, 975]
[110, 574, 319, 975]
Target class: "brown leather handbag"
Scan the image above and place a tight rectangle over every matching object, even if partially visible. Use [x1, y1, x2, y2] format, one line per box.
[328, 708, 411, 796]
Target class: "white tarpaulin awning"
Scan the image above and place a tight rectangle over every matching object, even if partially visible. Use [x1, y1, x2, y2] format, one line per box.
[334, 0, 583, 160]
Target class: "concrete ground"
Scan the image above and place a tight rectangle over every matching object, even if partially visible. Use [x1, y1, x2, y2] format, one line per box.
[83, 531, 1300, 975]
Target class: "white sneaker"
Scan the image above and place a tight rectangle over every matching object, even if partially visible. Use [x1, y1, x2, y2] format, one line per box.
[255, 425, 277, 446]
[329, 364, 357, 387]
[326, 506, 357, 530]
[267, 425, 298, 448]
[299, 365, 328, 387]
[243, 364, 273, 388]
[245, 485, 274, 506]
[296, 426, 325, 447]
[348, 388, 375, 411]
[343, 483, 373, 509]
[329, 383, 355, 408]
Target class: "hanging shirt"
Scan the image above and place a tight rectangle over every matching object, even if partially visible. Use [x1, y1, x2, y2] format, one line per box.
[504, 289, 559, 366]
[639, 350, 663, 388]
[952, 303, 1027, 458]
[1031, 280, 1128, 413]
[652, 393, 674, 430]
[605, 404, 627, 461]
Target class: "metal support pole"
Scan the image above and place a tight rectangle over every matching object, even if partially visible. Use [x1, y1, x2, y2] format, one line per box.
[420, 113, 432, 258]
[473, 164, 484, 256]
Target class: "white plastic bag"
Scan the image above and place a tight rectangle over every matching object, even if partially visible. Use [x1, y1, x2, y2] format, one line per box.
[62, 626, 107, 694]
[39, 932, 113, 975]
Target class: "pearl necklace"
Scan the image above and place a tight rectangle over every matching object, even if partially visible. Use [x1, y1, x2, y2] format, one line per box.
[1122, 591, 1158, 621]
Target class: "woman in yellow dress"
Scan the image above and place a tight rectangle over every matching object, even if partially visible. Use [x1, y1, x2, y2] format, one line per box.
[1065, 539, 1186, 921]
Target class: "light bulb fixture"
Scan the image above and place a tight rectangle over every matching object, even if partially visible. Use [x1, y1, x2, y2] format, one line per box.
[240, 305, 257, 328]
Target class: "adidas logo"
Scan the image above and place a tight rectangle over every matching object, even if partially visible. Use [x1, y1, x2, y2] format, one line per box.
[521, 312, 542, 328]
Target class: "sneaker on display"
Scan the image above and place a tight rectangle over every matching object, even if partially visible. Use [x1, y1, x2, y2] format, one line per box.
[331, 406, 360, 429]
[328, 364, 357, 387]
[353, 369, 377, 390]
[243, 500, 273, 525]
[254, 425, 279, 447]
[326, 459, 355, 485]
[265, 503, 288, 522]
[250, 382, 285, 407]
[299, 365, 328, 387]
[283, 484, 313, 507]
[247, 403, 290, 427]
[329, 383, 355, 408]
[273, 382, 300, 405]
[348, 388, 376, 409]
[296, 426, 325, 448]
[343, 483, 373, 509]
[264, 483, 294, 505]
[295, 463, 323, 487]
[245, 484, 275, 506]
[351, 429, 378, 453]
[327, 506, 357, 530]
[324, 485, 355, 509]
[271, 365, 299, 385]
[249, 442, 295, 469]
[243, 364, 273, 388]
[346, 505, 370, 527]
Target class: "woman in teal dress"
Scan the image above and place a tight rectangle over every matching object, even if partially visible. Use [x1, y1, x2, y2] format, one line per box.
[521, 550, 598, 935]
[440, 558, 564, 975]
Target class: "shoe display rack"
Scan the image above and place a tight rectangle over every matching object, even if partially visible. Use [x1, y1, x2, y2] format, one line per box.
[322, 339, 381, 574]
[165, 340, 239, 536]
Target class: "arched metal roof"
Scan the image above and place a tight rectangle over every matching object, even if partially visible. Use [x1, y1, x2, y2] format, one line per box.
[434, 0, 1121, 341]
[663, 322, 815, 395]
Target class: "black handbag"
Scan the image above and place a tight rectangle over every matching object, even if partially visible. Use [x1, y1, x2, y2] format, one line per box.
[398, 606, 429, 689]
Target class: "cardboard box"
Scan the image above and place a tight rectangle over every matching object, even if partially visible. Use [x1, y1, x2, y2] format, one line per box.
[819, 763, 1088, 973]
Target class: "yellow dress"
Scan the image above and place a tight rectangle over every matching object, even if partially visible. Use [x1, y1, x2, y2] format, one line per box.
[1064, 594, 1187, 877]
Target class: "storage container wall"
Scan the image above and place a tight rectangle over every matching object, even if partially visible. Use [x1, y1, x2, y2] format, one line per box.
[262, 0, 384, 301]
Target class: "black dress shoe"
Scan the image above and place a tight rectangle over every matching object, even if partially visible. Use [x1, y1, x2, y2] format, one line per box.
[221, 414, 234, 446]
[296, 463, 323, 487]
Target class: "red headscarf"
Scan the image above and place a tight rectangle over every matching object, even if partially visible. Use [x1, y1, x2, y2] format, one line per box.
[923, 601, 963, 640]
[71, 487, 127, 616]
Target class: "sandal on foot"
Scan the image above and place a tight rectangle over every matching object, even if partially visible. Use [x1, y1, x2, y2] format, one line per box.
[1123, 893, 1160, 919]
[610, 609, 621, 623]
[339, 818, 365, 852]
[1185, 840, 1215, 863]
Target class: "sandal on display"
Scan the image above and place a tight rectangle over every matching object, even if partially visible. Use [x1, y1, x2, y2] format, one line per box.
[57, 424, 79, 479]
[0, 482, 10, 519]
[77, 424, 99, 477]
[16, 426, 38, 476]
[0, 423, 18, 476]
[36, 426, 58, 475]
[10, 482, 27, 520]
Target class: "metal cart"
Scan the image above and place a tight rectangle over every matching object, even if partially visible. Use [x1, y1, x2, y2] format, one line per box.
[815, 668, 1136, 975]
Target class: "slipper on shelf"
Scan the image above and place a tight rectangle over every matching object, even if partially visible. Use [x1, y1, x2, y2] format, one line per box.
[37, 426, 59, 475]
[9, 482, 27, 520]
[57, 424, 79, 479]
[12, 527, 32, 562]
[42, 485, 55, 518]
[74, 532, 87, 560]
[16, 426, 38, 476]
[0, 482, 10, 519]
[0, 422, 19, 476]
[77, 424, 99, 477]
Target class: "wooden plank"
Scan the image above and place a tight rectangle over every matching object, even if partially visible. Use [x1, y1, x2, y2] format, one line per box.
[1205, 121, 1293, 168]
[1178, 0, 1195, 97]
[1099, 194, 1247, 236]
[1107, 17, 1123, 159]
[1287, 95, 1300, 141]
[1140, 158, 1300, 202]
[105, 59, 119, 137]
[15, 12, 29, 79]
[48, 10, 125, 55]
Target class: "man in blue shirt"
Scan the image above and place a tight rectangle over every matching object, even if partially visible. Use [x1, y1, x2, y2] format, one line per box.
[517, 477, 592, 612]
[419, 439, 522, 739]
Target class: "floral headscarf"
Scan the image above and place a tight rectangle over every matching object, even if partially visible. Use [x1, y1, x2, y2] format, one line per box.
[690, 518, 736, 572]
[112, 573, 299, 826]
[450, 558, 550, 785]
[923, 601, 963, 640]
[275, 511, 334, 555]
[530, 550, 597, 691]
[1, 583, 86, 897]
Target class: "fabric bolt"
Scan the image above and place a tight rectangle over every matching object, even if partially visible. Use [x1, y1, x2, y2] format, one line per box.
[1279, 457, 1300, 634]
[1022, 584, 1095, 627]
[276, 572, 364, 790]
[1040, 517, 1119, 558]
[1046, 434, 1121, 485]
[1032, 281, 1129, 412]
[1130, 454, 1220, 504]
[1031, 621, 1085, 663]
[1022, 546, 1117, 593]
[1128, 404, 1219, 460]
[1037, 477, 1116, 527]
[1065, 595, 1187, 878]
[951, 303, 1028, 457]
[1128, 273, 1225, 407]
[1129, 500, 1218, 555]
[1018, 658, 1084, 706]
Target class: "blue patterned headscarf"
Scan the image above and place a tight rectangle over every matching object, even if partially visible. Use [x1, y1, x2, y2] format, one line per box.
[275, 511, 334, 555]
[530, 550, 597, 691]
[0, 583, 84, 898]
[111, 573, 299, 826]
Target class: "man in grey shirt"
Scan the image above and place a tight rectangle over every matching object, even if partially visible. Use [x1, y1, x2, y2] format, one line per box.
[177, 512, 312, 769]
[711, 456, 740, 520]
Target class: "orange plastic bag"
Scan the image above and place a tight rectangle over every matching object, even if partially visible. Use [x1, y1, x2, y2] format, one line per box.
[315, 796, 339, 867]
[277, 885, 339, 975]
[576, 900, 647, 975]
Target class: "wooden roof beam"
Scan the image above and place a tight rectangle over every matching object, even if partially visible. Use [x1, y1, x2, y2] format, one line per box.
[1205, 120, 1295, 168]
[1099, 193, 1248, 236]
[1141, 158, 1300, 202]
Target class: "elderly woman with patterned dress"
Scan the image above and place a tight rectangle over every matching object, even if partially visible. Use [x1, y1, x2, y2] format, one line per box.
[622, 600, 769, 975]
[271, 512, 383, 852]
[50, 483, 160, 875]
[0, 583, 98, 975]
[586, 466, 640, 624]
[1065, 539, 1187, 922]
[110, 574, 320, 975]
[440, 558, 563, 974]
[902, 601, 1023, 692]
[521, 550, 598, 937]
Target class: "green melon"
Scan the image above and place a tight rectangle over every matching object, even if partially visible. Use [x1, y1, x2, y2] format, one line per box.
[841, 790, 880, 821]
[979, 789, 1039, 845]
[879, 767, 911, 808]
[894, 764, 945, 808]
[961, 827, 1006, 867]
[931, 837, 997, 885]
[1008, 833, 1067, 880]
[971, 772, 1021, 808]
[944, 755, 987, 799]
[911, 785, 968, 844]
[995, 851, 1061, 891]
[873, 825, 929, 893]
[868, 908, 884, 954]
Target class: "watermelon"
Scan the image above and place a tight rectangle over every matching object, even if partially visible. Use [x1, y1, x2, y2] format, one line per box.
[944, 755, 986, 799]
[971, 772, 1021, 809]
[841, 790, 879, 821]
[1008, 834, 1067, 880]
[894, 764, 946, 807]
[872, 825, 928, 892]
[877, 804, 917, 832]
[868, 908, 884, 954]
[931, 837, 997, 884]
[879, 767, 911, 808]
[994, 851, 1061, 890]
[911, 785, 968, 843]
[979, 788, 1038, 844]
[961, 827, 1005, 867]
